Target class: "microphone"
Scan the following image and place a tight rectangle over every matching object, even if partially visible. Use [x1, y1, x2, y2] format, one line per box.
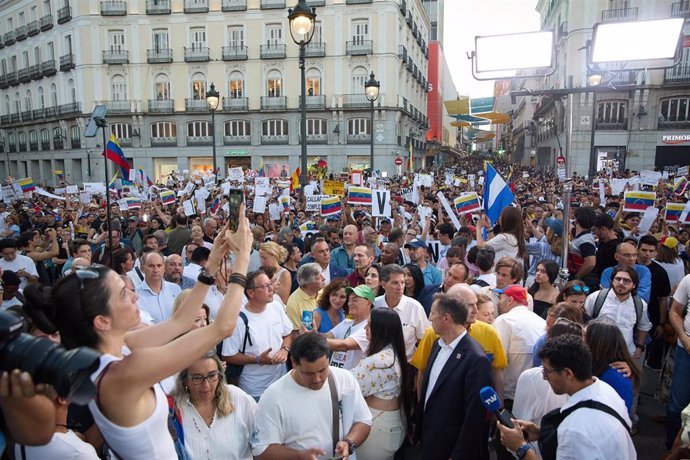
[479, 386, 517, 429]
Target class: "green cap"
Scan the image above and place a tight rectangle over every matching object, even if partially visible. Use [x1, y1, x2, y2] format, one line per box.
[345, 285, 375, 303]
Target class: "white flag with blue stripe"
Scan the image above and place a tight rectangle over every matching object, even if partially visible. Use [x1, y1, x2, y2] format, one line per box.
[483, 164, 515, 225]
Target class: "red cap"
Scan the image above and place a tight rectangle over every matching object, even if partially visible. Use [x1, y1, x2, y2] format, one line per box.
[495, 285, 528, 306]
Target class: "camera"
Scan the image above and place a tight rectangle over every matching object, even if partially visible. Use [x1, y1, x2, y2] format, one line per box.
[0, 310, 101, 405]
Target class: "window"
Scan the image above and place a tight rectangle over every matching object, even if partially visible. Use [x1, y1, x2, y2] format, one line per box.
[38, 86, 45, 108]
[111, 123, 131, 139]
[18, 132, 26, 151]
[152, 29, 169, 51]
[46, 42, 54, 60]
[306, 118, 326, 135]
[14, 93, 20, 113]
[30, 6, 37, 21]
[351, 67, 367, 93]
[190, 27, 206, 50]
[227, 25, 244, 48]
[29, 130, 38, 148]
[155, 74, 170, 100]
[70, 125, 80, 142]
[34, 47, 41, 65]
[151, 122, 177, 138]
[596, 100, 627, 124]
[67, 79, 75, 103]
[266, 70, 282, 97]
[229, 71, 244, 98]
[65, 35, 72, 54]
[22, 51, 29, 68]
[352, 19, 369, 43]
[8, 133, 16, 152]
[306, 68, 321, 96]
[348, 118, 370, 135]
[108, 30, 125, 52]
[660, 97, 690, 122]
[24, 90, 32, 111]
[262, 119, 288, 136]
[225, 120, 250, 136]
[266, 24, 282, 45]
[42, 0, 50, 16]
[187, 121, 211, 137]
[40, 129, 50, 143]
[3, 96, 9, 115]
[111, 75, 128, 101]
[191, 73, 206, 99]
[312, 22, 322, 44]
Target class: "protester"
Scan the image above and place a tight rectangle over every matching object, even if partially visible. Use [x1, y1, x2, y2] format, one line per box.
[313, 278, 348, 333]
[528, 260, 560, 318]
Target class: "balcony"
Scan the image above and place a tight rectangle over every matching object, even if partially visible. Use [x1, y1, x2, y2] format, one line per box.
[346, 0, 372, 3]
[0, 75, 7, 89]
[261, 96, 287, 111]
[118, 137, 133, 147]
[105, 100, 132, 113]
[18, 142, 27, 152]
[101, 1, 127, 15]
[343, 94, 370, 108]
[400, 0, 406, 15]
[103, 49, 129, 64]
[224, 135, 251, 145]
[609, 70, 636, 85]
[222, 45, 248, 60]
[601, 7, 638, 23]
[0, 115, 9, 125]
[29, 142, 38, 151]
[151, 137, 178, 147]
[45, 106, 57, 118]
[148, 99, 174, 113]
[304, 42, 326, 57]
[301, 134, 327, 144]
[7, 71, 18, 86]
[57, 6, 72, 24]
[41, 140, 51, 150]
[665, 64, 690, 83]
[305, 94, 326, 110]
[399, 45, 407, 61]
[40, 14, 53, 30]
[33, 108, 45, 119]
[185, 98, 209, 112]
[41, 60, 57, 76]
[18, 68, 30, 83]
[596, 120, 627, 130]
[147, 48, 173, 63]
[308, 0, 325, 5]
[71, 138, 81, 149]
[0, 37, 3, 49]
[222, 0, 247, 10]
[187, 136, 213, 146]
[60, 54, 76, 71]
[16, 26, 27, 41]
[659, 119, 690, 130]
[146, 0, 171, 14]
[184, 46, 210, 62]
[672, 1, 690, 17]
[346, 40, 373, 56]
[184, 0, 209, 13]
[347, 134, 371, 144]
[261, 0, 286, 8]
[4, 31, 16, 46]
[223, 97, 249, 112]
[260, 43, 286, 59]
[21, 110, 32, 121]
[58, 102, 81, 116]
[54, 138, 64, 150]
[27, 21, 39, 36]
[261, 134, 288, 145]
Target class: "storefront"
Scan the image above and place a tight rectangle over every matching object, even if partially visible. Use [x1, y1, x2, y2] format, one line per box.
[348, 155, 370, 171]
[153, 158, 179, 181]
[224, 150, 252, 171]
[595, 146, 626, 172]
[189, 157, 214, 174]
[655, 133, 690, 169]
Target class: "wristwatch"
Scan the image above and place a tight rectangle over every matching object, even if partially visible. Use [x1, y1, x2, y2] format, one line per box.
[344, 438, 356, 455]
[197, 268, 217, 286]
[515, 443, 534, 459]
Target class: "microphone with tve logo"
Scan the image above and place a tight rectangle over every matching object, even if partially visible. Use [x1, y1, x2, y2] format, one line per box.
[480, 386, 517, 428]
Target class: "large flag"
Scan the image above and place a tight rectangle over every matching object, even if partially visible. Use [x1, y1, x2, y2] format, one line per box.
[483, 164, 514, 225]
[104, 134, 131, 178]
[18, 178, 35, 193]
[290, 167, 301, 192]
[52, 170, 64, 181]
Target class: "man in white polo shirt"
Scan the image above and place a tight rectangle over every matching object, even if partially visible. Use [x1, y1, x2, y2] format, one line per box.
[374, 264, 430, 360]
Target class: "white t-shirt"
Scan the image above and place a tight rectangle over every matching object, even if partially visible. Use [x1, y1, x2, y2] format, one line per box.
[221, 303, 293, 398]
[0, 254, 38, 290]
[251, 367, 372, 459]
[374, 294, 430, 360]
[328, 319, 368, 370]
[485, 233, 519, 262]
[672, 274, 690, 346]
[14, 430, 99, 459]
[657, 258, 686, 291]
[203, 285, 225, 320]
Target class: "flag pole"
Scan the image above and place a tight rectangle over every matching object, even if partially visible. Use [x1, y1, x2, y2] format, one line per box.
[96, 116, 115, 268]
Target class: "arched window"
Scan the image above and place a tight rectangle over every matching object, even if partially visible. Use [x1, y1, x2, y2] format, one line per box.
[306, 68, 321, 96]
[229, 71, 244, 99]
[50, 83, 58, 108]
[38, 87, 45, 109]
[14, 92, 21, 113]
[266, 70, 282, 97]
[24, 90, 32, 112]
[351, 66, 367, 93]
[4, 96, 10, 115]
[191, 72, 206, 99]
[67, 79, 76, 103]
[155, 73, 170, 100]
[111, 75, 128, 101]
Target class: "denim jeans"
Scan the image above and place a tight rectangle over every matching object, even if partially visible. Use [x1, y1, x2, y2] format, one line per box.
[666, 345, 690, 449]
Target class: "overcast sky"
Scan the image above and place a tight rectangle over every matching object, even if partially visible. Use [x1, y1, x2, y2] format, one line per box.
[442, 0, 541, 98]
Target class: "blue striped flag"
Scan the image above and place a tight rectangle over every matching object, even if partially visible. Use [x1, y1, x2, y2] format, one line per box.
[104, 135, 131, 178]
[623, 191, 656, 212]
[321, 196, 342, 216]
[454, 193, 482, 214]
[348, 186, 372, 205]
[674, 176, 688, 196]
[483, 164, 514, 225]
[125, 196, 142, 209]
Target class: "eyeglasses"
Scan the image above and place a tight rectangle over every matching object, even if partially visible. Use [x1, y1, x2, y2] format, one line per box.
[187, 371, 220, 385]
[542, 366, 562, 379]
[613, 276, 633, 285]
[250, 282, 273, 291]
[74, 266, 103, 290]
[569, 285, 590, 294]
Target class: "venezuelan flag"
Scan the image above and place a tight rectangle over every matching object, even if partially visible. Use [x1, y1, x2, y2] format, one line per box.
[454, 193, 482, 214]
[279, 195, 290, 213]
[52, 170, 64, 181]
[210, 196, 221, 214]
[300, 221, 318, 231]
[125, 196, 142, 209]
[320, 196, 342, 216]
[104, 135, 131, 178]
[348, 186, 372, 205]
[674, 176, 688, 196]
[159, 189, 176, 206]
[665, 202, 686, 223]
[18, 178, 35, 192]
[623, 191, 656, 212]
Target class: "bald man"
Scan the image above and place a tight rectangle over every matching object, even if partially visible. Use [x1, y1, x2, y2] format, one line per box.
[411, 283, 508, 401]
[330, 224, 358, 273]
[164, 254, 196, 289]
[599, 242, 652, 302]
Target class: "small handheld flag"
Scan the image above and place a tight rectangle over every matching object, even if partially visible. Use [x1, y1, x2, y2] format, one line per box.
[674, 176, 688, 196]
[125, 196, 142, 209]
[159, 189, 176, 206]
[665, 202, 685, 223]
[454, 193, 482, 214]
[320, 196, 342, 216]
[623, 191, 656, 212]
[18, 178, 35, 193]
[348, 186, 372, 205]
[104, 135, 131, 177]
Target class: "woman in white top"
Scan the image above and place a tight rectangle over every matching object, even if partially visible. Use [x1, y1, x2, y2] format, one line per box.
[259, 241, 292, 304]
[475, 206, 525, 262]
[351, 307, 414, 460]
[22, 205, 253, 459]
[656, 236, 686, 292]
[172, 351, 256, 460]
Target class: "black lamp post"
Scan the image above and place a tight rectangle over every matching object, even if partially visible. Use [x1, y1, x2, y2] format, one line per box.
[205, 82, 220, 177]
[365, 71, 380, 174]
[288, 0, 316, 197]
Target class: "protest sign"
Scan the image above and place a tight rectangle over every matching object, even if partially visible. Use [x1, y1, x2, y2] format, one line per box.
[83, 182, 106, 194]
[638, 207, 659, 235]
[65, 185, 79, 194]
[436, 192, 462, 231]
[679, 166, 689, 176]
[117, 198, 129, 211]
[183, 200, 195, 216]
[268, 202, 282, 221]
[323, 180, 345, 196]
[306, 195, 326, 213]
[255, 177, 271, 196]
[640, 170, 661, 187]
[426, 240, 441, 264]
[351, 171, 362, 186]
[227, 167, 244, 182]
[372, 190, 391, 217]
[253, 196, 267, 214]
[665, 202, 685, 223]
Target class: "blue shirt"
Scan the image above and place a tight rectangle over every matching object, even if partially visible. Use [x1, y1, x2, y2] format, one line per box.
[330, 246, 355, 273]
[532, 333, 548, 367]
[420, 263, 443, 286]
[135, 279, 182, 323]
[600, 263, 651, 303]
[600, 366, 634, 412]
[314, 307, 345, 333]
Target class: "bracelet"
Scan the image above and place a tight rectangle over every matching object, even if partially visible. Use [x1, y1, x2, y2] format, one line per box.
[281, 345, 290, 353]
[229, 273, 247, 288]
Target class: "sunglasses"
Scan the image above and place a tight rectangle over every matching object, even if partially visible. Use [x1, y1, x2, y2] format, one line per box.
[569, 285, 590, 295]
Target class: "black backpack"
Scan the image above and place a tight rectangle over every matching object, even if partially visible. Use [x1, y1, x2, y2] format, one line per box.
[223, 311, 252, 384]
[538, 399, 630, 460]
[592, 288, 643, 330]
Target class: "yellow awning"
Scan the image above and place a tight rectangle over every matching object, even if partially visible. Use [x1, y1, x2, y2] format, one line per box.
[445, 98, 470, 115]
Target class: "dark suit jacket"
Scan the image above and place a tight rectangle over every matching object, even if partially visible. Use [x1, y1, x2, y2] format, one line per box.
[415, 332, 491, 460]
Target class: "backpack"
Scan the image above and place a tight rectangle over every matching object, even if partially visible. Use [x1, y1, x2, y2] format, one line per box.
[538, 399, 630, 460]
[223, 311, 252, 384]
[592, 288, 643, 330]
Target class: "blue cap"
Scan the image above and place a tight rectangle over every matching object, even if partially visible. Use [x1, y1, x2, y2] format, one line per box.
[404, 238, 428, 249]
[545, 217, 563, 237]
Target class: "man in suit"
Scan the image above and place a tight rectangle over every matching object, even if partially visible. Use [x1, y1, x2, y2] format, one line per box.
[415, 293, 492, 460]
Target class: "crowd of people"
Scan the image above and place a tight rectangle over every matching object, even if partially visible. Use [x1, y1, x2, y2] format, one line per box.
[1, 154, 690, 460]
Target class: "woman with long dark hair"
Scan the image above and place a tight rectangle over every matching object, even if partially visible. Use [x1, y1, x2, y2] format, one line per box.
[528, 260, 560, 317]
[365, 264, 383, 297]
[476, 206, 526, 261]
[585, 319, 641, 413]
[351, 307, 413, 460]
[403, 263, 425, 299]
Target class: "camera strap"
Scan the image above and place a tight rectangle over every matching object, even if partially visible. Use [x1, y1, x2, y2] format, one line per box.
[328, 371, 339, 456]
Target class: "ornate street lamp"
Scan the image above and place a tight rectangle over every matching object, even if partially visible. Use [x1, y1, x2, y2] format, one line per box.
[205, 82, 220, 177]
[365, 71, 380, 174]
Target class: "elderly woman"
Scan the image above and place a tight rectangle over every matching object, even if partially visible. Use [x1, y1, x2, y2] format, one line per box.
[259, 241, 292, 304]
[172, 351, 257, 460]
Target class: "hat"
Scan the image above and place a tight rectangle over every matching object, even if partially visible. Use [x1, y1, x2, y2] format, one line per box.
[494, 285, 528, 306]
[544, 217, 563, 237]
[345, 285, 376, 303]
[660, 236, 679, 249]
[380, 218, 391, 225]
[327, 215, 340, 222]
[354, 210, 366, 218]
[538, 197, 546, 203]
[555, 202, 564, 210]
[404, 238, 428, 249]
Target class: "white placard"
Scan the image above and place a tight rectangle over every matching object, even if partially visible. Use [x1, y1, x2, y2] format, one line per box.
[117, 198, 129, 211]
[83, 182, 106, 194]
[255, 177, 271, 196]
[418, 174, 433, 187]
[268, 202, 282, 221]
[183, 199, 195, 216]
[306, 195, 326, 213]
[80, 192, 91, 204]
[638, 207, 659, 235]
[478, 176, 484, 185]
[227, 167, 244, 182]
[1, 186, 15, 202]
[679, 201, 690, 223]
[351, 171, 362, 186]
[221, 182, 231, 195]
[436, 191, 462, 231]
[304, 184, 316, 197]
[183, 182, 195, 196]
[128, 169, 137, 182]
[253, 196, 267, 214]
[610, 178, 628, 196]
[372, 189, 391, 217]
[65, 185, 79, 194]
[679, 166, 689, 176]
[640, 170, 661, 187]
[599, 179, 606, 207]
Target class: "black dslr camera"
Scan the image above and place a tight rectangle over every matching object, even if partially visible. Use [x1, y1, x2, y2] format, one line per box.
[0, 310, 101, 405]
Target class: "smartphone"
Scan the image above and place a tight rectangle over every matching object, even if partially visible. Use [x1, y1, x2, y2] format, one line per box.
[227, 188, 244, 232]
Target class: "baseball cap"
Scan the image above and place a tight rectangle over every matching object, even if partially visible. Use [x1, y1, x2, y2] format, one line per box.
[327, 215, 340, 222]
[494, 285, 528, 306]
[544, 217, 563, 237]
[404, 238, 428, 249]
[345, 285, 376, 303]
[660, 236, 679, 249]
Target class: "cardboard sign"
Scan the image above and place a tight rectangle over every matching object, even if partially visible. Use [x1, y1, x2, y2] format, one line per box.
[255, 177, 271, 196]
[306, 195, 326, 213]
[372, 189, 392, 217]
[83, 182, 106, 194]
[117, 198, 129, 211]
[323, 180, 345, 196]
[351, 170, 362, 186]
[253, 196, 267, 214]
[227, 167, 244, 182]
[426, 240, 441, 264]
[65, 185, 79, 194]
[640, 170, 661, 187]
